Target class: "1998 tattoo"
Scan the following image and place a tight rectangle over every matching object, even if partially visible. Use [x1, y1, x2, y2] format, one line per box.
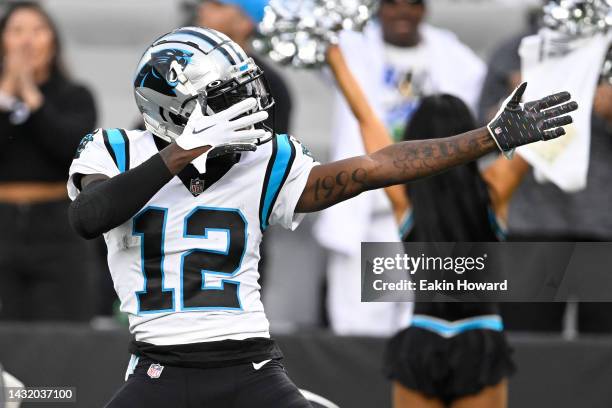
[313, 168, 368, 201]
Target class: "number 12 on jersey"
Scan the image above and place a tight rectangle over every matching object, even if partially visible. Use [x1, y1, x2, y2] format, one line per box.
[132, 206, 247, 314]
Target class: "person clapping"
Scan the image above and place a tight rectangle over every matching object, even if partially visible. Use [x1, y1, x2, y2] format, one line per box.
[0, 2, 97, 321]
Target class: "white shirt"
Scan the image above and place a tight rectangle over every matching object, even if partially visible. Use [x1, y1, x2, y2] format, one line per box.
[382, 42, 431, 140]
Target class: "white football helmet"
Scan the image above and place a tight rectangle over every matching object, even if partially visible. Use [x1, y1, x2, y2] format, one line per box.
[133, 26, 274, 143]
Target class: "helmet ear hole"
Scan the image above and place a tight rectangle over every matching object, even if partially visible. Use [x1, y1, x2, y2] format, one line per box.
[167, 68, 179, 84]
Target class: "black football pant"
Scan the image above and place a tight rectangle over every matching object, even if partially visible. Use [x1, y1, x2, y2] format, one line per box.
[105, 357, 313, 408]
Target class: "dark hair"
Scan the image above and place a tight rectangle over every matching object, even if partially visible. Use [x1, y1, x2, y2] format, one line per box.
[402, 94, 498, 242]
[0, 1, 64, 78]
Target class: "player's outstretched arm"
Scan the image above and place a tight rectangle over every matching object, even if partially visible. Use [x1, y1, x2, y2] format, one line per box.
[296, 127, 496, 212]
[295, 84, 578, 213]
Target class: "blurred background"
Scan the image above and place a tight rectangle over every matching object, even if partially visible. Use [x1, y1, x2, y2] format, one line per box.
[1, 0, 612, 407]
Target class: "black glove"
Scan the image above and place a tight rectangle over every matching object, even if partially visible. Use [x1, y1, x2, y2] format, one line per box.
[487, 82, 578, 157]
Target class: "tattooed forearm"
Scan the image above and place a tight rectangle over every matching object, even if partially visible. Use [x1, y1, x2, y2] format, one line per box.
[296, 127, 497, 213]
[376, 127, 496, 185]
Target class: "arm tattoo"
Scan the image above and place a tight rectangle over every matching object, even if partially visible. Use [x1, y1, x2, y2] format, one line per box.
[387, 129, 495, 180]
[312, 168, 369, 203]
[299, 127, 497, 212]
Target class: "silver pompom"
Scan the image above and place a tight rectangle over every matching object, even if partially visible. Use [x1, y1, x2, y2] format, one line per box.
[543, 0, 612, 37]
[253, 0, 378, 68]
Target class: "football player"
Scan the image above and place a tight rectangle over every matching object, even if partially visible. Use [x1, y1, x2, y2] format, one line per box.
[67, 27, 577, 407]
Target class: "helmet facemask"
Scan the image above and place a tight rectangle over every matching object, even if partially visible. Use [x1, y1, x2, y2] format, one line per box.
[167, 59, 275, 146]
[182, 60, 274, 144]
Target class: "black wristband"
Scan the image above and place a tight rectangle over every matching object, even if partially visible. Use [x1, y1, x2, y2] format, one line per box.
[69, 153, 173, 239]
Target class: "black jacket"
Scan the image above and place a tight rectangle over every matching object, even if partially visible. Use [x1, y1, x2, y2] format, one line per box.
[0, 73, 97, 182]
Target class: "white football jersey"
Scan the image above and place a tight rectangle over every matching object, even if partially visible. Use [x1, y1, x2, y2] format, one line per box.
[68, 128, 317, 345]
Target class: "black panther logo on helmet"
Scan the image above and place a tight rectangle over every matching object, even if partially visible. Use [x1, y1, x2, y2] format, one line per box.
[134, 49, 194, 97]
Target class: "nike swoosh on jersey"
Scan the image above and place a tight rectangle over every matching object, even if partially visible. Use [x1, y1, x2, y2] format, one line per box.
[252, 359, 271, 370]
[193, 124, 215, 134]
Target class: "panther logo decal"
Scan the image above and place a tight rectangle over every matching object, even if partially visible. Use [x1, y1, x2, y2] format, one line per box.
[74, 133, 94, 159]
[134, 49, 194, 96]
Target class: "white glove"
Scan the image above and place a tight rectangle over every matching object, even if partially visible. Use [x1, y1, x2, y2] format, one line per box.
[176, 98, 269, 173]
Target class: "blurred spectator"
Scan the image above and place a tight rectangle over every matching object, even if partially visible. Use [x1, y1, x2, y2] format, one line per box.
[314, 0, 486, 336]
[0, 2, 97, 321]
[193, 0, 293, 135]
[479, 9, 612, 333]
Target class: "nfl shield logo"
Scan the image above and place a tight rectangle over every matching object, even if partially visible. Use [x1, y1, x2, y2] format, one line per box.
[147, 363, 164, 379]
[190, 178, 204, 196]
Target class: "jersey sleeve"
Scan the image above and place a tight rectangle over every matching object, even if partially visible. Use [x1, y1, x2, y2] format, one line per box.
[67, 129, 120, 201]
[261, 134, 318, 231]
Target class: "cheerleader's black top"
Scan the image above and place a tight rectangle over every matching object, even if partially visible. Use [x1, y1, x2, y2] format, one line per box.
[399, 208, 505, 320]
